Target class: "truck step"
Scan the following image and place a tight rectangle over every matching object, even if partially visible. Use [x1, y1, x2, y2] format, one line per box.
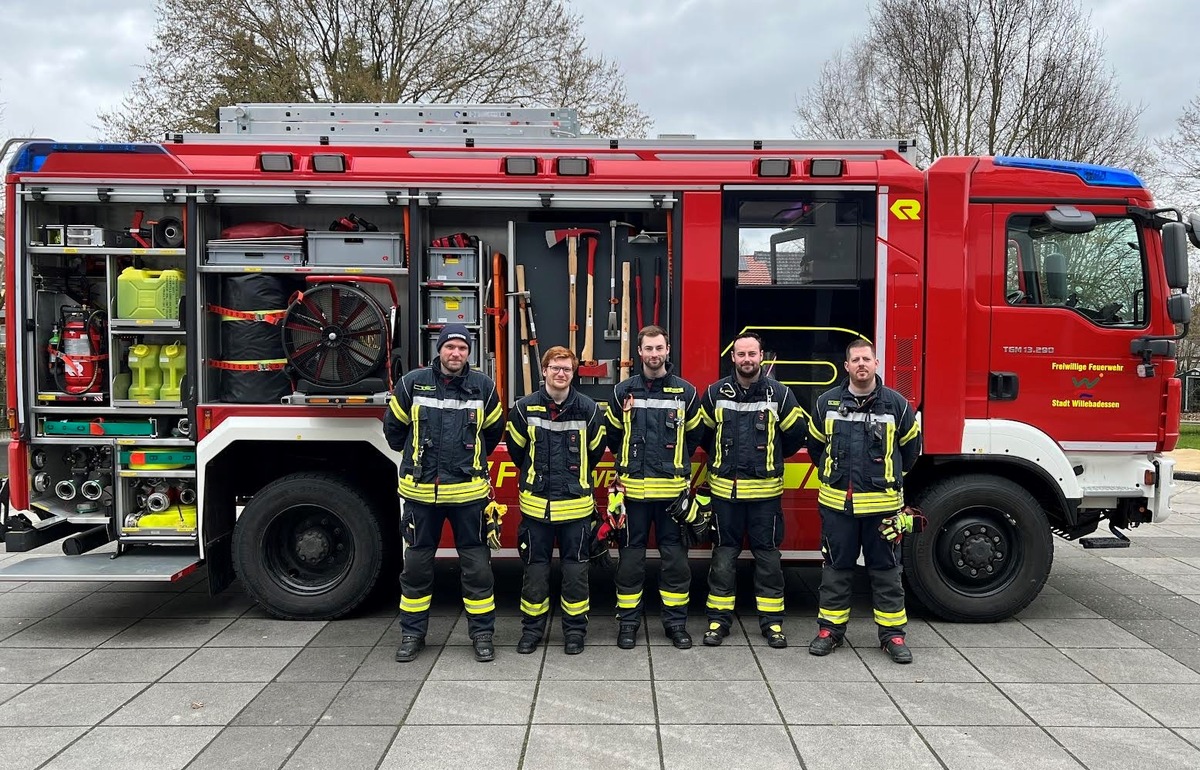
[0, 552, 203, 582]
[1080, 524, 1131, 549]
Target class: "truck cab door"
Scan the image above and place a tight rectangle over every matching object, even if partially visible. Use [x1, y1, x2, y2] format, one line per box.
[987, 204, 1160, 447]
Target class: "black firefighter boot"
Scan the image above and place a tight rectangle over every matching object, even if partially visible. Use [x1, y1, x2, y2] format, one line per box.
[473, 633, 495, 663]
[395, 635, 425, 663]
[617, 623, 639, 650]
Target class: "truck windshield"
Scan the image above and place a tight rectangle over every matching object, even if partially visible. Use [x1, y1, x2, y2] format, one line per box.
[1005, 214, 1148, 327]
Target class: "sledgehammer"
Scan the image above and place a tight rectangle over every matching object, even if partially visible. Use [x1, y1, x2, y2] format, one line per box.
[545, 227, 601, 358]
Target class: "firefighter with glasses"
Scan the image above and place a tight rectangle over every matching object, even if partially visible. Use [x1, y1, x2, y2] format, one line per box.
[506, 346, 607, 655]
[385, 323, 505, 664]
[806, 338, 922, 664]
[605, 325, 705, 650]
[698, 332, 807, 648]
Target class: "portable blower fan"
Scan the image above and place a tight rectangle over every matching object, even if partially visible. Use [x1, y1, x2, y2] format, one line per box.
[280, 277, 397, 394]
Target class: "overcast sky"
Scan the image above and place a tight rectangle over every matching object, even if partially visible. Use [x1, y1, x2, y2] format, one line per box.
[1, 0, 1198, 147]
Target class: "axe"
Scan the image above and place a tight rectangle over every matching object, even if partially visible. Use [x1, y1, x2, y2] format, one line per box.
[545, 227, 601, 357]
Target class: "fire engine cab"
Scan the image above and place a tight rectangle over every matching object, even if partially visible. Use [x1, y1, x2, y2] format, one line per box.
[1, 104, 1194, 623]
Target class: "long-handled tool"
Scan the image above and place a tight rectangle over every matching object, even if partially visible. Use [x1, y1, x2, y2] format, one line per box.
[620, 260, 632, 380]
[580, 234, 599, 363]
[606, 221, 637, 341]
[632, 257, 643, 331]
[653, 255, 662, 327]
[514, 264, 532, 396]
[545, 228, 601, 356]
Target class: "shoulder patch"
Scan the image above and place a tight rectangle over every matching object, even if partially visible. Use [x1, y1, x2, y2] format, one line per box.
[526, 405, 547, 413]
[413, 384, 437, 392]
[662, 386, 684, 393]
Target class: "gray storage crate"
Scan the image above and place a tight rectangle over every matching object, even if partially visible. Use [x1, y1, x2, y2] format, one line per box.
[425, 290, 479, 324]
[427, 330, 480, 368]
[308, 231, 403, 267]
[206, 243, 304, 265]
[425, 247, 479, 283]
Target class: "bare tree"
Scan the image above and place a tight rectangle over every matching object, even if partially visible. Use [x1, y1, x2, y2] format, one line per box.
[99, 0, 652, 140]
[795, 0, 1149, 171]
[1153, 88, 1200, 208]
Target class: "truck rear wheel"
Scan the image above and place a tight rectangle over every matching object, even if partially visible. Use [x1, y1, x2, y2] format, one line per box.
[232, 472, 385, 620]
[903, 474, 1053, 622]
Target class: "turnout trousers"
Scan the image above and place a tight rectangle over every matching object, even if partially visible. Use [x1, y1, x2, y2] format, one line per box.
[705, 497, 785, 632]
[817, 503, 907, 644]
[399, 499, 496, 639]
[517, 515, 592, 639]
[615, 499, 691, 630]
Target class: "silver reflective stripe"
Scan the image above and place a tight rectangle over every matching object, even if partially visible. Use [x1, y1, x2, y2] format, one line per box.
[412, 396, 486, 410]
[527, 416, 589, 431]
[826, 410, 896, 424]
[632, 398, 684, 410]
[714, 399, 778, 414]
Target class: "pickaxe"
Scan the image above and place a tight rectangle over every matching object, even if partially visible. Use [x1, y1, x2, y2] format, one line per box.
[545, 228, 601, 359]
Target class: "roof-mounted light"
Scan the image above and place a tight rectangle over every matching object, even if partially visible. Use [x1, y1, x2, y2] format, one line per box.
[556, 157, 590, 176]
[504, 156, 538, 176]
[994, 156, 1143, 188]
[259, 152, 294, 172]
[10, 142, 168, 173]
[757, 158, 793, 177]
[809, 158, 845, 177]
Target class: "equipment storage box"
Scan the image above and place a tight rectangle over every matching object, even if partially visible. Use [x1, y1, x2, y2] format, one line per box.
[307, 231, 403, 267]
[425, 247, 479, 283]
[427, 330, 479, 368]
[116, 268, 183, 320]
[205, 239, 305, 266]
[425, 290, 479, 324]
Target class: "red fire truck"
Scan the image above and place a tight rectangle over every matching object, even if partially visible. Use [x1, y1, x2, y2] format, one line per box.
[1, 104, 1193, 623]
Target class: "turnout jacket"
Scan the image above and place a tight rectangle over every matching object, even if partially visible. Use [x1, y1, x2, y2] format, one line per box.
[605, 364, 705, 500]
[384, 360, 504, 505]
[698, 374, 807, 501]
[806, 375, 921, 515]
[506, 387, 607, 521]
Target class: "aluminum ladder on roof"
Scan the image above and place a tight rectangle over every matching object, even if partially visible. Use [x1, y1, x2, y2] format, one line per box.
[218, 103, 582, 138]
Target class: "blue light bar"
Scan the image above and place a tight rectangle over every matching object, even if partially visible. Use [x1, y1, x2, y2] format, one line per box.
[994, 156, 1143, 188]
[10, 142, 168, 173]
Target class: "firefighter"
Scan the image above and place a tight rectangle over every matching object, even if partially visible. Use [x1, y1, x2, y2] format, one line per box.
[506, 346, 607, 654]
[605, 325, 705, 650]
[698, 332, 807, 648]
[384, 323, 505, 664]
[806, 338, 922, 664]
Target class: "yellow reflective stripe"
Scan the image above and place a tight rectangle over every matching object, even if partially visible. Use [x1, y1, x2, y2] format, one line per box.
[779, 405, 804, 431]
[818, 484, 848, 510]
[588, 426, 605, 452]
[474, 406, 485, 474]
[482, 401, 503, 428]
[521, 598, 550, 616]
[808, 420, 826, 442]
[766, 409, 776, 474]
[399, 595, 432, 613]
[606, 407, 622, 429]
[883, 422, 895, 484]
[685, 410, 703, 430]
[706, 594, 736, 611]
[700, 405, 716, 428]
[517, 491, 594, 521]
[506, 421, 528, 448]
[397, 477, 490, 504]
[850, 491, 903, 514]
[525, 425, 538, 485]
[818, 607, 850, 624]
[621, 407, 633, 467]
[561, 597, 590, 615]
[756, 596, 785, 612]
[874, 608, 908, 627]
[616, 591, 642, 609]
[390, 395, 410, 424]
[619, 476, 688, 499]
[464, 595, 496, 614]
[411, 403, 420, 456]
[709, 477, 783, 499]
[900, 419, 920, 446]
[660, 589, 689, 607]
[712, 408, 724, 469]
[674, 411, 685, 470]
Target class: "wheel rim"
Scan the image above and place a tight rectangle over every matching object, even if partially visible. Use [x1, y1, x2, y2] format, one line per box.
[262, 504, 355, 595]
[932, 505, 1023, 597]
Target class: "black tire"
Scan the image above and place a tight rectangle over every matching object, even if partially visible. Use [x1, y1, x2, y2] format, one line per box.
[903, 474, 1053, 622]
[232, 472, 385, 620]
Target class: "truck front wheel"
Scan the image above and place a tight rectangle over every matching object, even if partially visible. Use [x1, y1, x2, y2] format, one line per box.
[232, 472, 385, 620]
[903, 474, 1053, 622]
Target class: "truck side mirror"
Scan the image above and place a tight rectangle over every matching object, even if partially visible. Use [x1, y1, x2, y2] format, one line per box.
[1163, 221, 1190, 291]
[1044, 249, 1069, 302]
[1188, 214, 1200, 250]
[1045, 205, 1096, 234]
[1169, 292, 1192, 325]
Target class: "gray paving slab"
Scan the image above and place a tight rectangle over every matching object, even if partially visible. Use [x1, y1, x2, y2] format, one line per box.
[322, 680, 420, 725]
[55, 590, 174, 618]
[230, 681, 339, 727]
[426, 640, 546, 680]
[1048, 726, 1200, 769]
[1015, 594, 1102, 619]
[0, 647, 87, 683]
[147, 592, 256, 618]
[862, 644, 987, 682]
[1020, 618, 1152, 648]
[775, 681, 905, 725]
[186, 725, 309, 770]
[103, 682, 266, 726]
[100, 617, 234, 648]
[654, 679, 781, 724]
[0, 725, 87, 770]
[540, 642, 651, 680]
[661, 724, 798, 768]
[0, 591, 92, 617]
[842, 618, 949, 648]
[0, 682, 143, 726]
[1112, 618, 1200, 647]
[404, 680, 535, 725]
[162, 646, 300, 682]
[961, 646, 1099, 684]
[525, 723, 661, 770]
[205, 618, 326, 647]
[41, 725, 221, 770]
[928, 619, 1050, 648]
[0, 682, 28, 704]
[754, 644, 876, 682]
[275, 645, 370, 683]
[47, 647, 191, 683]
[350, 644, 442, 682]
[999, 683, 1158, 727]
[1100, 556, 1200, 574]
[789, 725, 942, 769]
[1112, 683, 1200, 728]
[1072, 593, 1165, 620]
[377, 613, 457, 646]
[0, 617, 41, 643]
[884, 682, 1031, 726]
[649, 643, 761, 680]
[305, 616, 391, 647]
[280, 726, 394, 770]
[380, 725, 526, 770]
[1062, 648, 1200, 683]
[918, 726, 1085, 769]
[0, 616, 135, 648]
[532, 679, 656, 724]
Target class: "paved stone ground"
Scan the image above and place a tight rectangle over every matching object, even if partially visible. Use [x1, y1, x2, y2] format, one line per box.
[2, 485, 1200, 768]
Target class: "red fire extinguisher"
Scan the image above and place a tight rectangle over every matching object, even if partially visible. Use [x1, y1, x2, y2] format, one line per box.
[48, 307, 107, 395]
